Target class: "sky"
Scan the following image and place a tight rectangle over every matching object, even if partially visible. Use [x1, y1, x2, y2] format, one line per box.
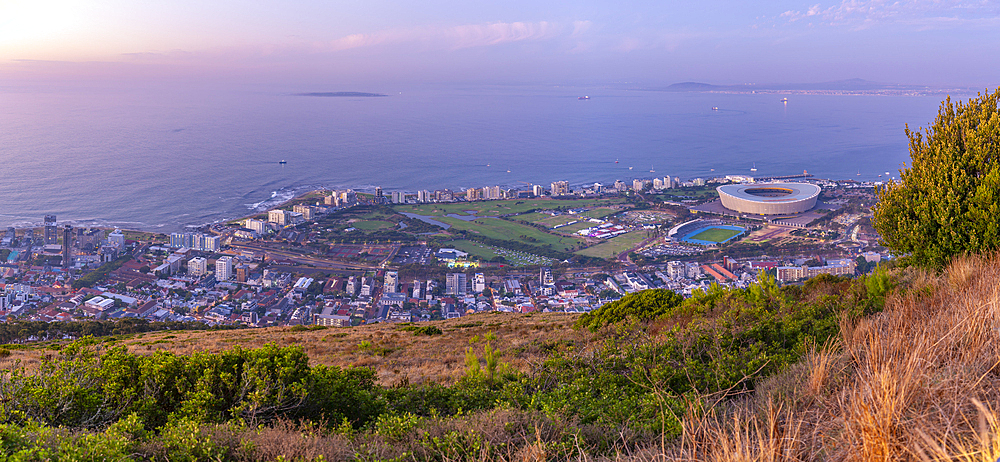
[1, 0, 999, 87]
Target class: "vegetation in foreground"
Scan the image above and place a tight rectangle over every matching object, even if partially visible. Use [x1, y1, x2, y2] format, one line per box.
[0, 263, 902, 461]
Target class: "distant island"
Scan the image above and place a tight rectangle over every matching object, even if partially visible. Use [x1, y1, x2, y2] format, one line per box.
[295, 92, 388, 97]
[655, 78, 973, 96]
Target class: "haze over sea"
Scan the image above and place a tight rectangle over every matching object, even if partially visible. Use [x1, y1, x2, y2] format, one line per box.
[0, 83, 953, 232]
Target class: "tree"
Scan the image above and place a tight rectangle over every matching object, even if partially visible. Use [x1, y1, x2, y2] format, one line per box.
[873, 89, 1000, 269]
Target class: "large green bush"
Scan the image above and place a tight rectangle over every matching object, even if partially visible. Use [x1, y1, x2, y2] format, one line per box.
[873, 89, 1000, 269]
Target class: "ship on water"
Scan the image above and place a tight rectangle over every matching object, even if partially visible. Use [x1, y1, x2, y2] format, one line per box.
[578, 96, 590, 100]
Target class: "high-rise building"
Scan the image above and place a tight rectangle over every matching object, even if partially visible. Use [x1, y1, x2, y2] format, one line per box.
[540, 267, 554, 286]
[466, 188, 481, 201]
[384, 271, 399, 293]
[391, 191, 404, 204]
[62, 225, 72, 268]
[663, 176, 673, 189]
[292, 205, 315, 220]
[417, 190, 431, 203]
[203, 235, 221, 252]
[235, 265, 249, 283]
[693, 178, 706, 186]
[484, 186, 501, 200]
[412, 279, 422, 299]
[187, 257, 208, 277]
[435, 189, 454, 202]
[633, 179, 648, 192]
[532, 185, 544, 197]
[473, 273, 486, 293]
[108, 229, 125, 247]
[614, 180, 628, 192]
[43, 215, 57, 244]
[550, 181, 569, 196]
[653, 178, 664, 190]
[268, 210, 289, 226]
[244, 219, 268, 235]
[445, 273, 467, 296]
[191, 234, 205, 251]
[215, 256, 234, 281]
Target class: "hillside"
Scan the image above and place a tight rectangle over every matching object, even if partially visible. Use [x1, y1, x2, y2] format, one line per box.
[0, 312, 589, 385]
[1, 258, 999, 460]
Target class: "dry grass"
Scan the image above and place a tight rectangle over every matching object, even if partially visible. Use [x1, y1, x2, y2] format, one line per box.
[99, 312, 591, 385]
[652, 254, 1000, 461]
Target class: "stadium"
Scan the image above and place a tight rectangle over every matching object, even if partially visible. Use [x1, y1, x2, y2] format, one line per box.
[716, 183, 821, 215]
[668, 219, 747, 246]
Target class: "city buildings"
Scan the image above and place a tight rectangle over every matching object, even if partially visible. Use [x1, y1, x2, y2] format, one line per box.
[108, 229, 125, 247]
[384, 271, 399, 293]
[550, 181, 569, 196]
[268, 210, 290, 226]
[216, 256, 234, 281]
[445, 273, 467, 296]
[43, 215, 57, 244]
[188, 257, 208, 277]
[417, 190, 431, 203]
[61, 225, 72, 268]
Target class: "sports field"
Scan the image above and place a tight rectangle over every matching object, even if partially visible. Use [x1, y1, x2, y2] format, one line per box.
[682, 225, 746, 245]
[690, 227, 741, 242]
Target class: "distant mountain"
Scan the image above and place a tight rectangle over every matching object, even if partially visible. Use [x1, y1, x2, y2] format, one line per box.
[295, 92, 388, 97]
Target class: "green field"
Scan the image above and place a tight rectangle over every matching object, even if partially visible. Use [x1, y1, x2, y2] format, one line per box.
[446, 239, 499, 259]
[398, 197, 625, 219]
[351, 220, 395, 230]
[690, 227, 742, 242]
[574, 230, 649, 259]
[445, 240, 555, 266]
[397, 200, 619, 252]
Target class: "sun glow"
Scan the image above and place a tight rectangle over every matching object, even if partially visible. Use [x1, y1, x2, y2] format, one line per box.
[0, 0, 91, 57]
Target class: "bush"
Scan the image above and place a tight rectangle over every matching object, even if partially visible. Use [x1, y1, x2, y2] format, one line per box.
[873, 89, 1000, 269]
[575, 288, 684, 331]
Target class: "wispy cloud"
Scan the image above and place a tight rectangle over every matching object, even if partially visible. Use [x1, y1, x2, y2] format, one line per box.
[323, 21, 566, 53]
[777, 0, 1000, 27]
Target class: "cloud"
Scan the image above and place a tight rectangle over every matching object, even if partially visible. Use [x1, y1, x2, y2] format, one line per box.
[322, 21, 568, 53]
[777, 0, 1000, 27]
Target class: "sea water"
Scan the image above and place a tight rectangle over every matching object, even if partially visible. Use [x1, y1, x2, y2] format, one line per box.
[0, 82, 949, 231]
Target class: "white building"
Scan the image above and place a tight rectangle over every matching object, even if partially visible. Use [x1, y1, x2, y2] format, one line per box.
[473, 273, 486, 293]
[216, 256, 234, 281]
[188, 257, 208, 277]
[268, 210, 289, 225]
[384, 271, 399, 293]
[108, 229, 125, 247]
[245, 219, 268, 235]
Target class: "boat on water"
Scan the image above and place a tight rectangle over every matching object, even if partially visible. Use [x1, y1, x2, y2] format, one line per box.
[650, 165, 655, 173]
[615, 159, 619, 164]
[279, 160, 287, 164]
[712, 107, 719, 111]
[578, 96, 590, 100]
[750, 162, 757, 172]
[781, 98, 788, 102]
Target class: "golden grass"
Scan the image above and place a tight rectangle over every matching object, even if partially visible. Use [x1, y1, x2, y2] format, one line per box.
[657, 254, 1000, 461]
[102, 312, 591, 385]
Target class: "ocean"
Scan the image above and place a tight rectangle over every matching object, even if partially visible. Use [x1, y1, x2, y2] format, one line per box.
[0, 82, 951, 232]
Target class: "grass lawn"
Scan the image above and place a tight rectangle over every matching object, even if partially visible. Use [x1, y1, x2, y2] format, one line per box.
[351, 220, 395, 230]
[446, 240, 499, 259]
[575, 230, 649, 259]
[397, 197, 625, 219]
[690, 227, 742, 243]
